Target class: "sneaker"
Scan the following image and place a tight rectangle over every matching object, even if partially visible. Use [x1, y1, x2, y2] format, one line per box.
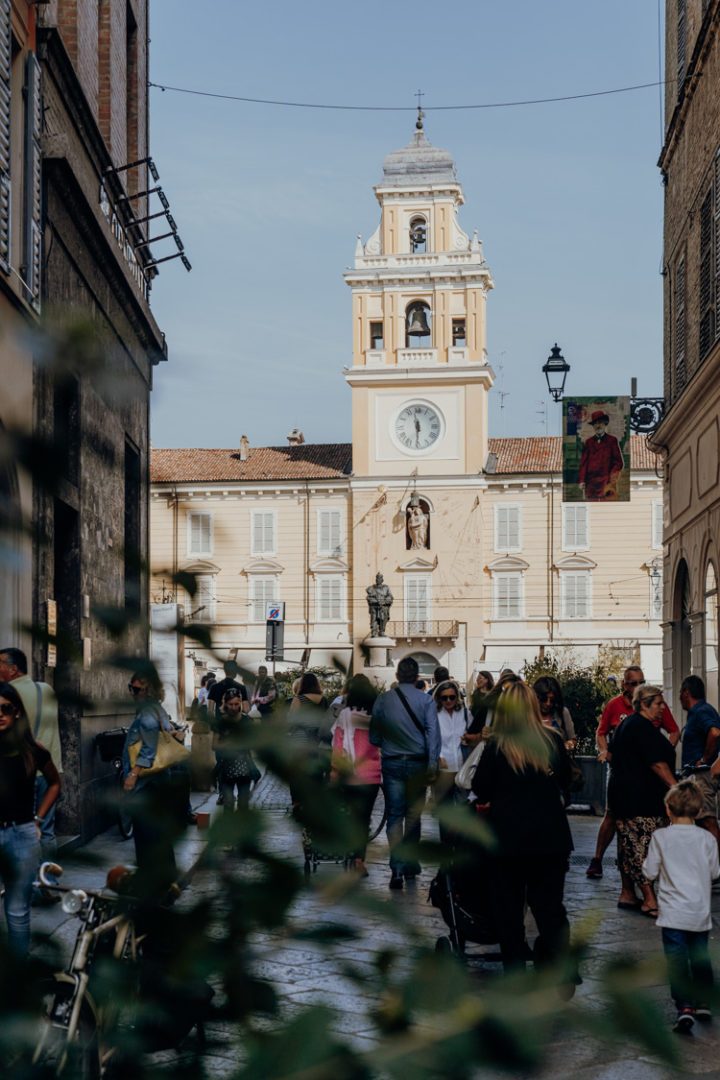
[585, 857, 603, 879]
[389, 873, 404, 891]
[695, 1004, 712, 1022]
[673, 1008, 695, 1034]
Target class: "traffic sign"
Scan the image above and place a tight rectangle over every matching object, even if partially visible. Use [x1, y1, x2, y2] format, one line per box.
[265, 601, 285, 622]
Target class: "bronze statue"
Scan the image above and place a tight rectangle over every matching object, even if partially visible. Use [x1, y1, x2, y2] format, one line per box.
[366, 572, 393, 637]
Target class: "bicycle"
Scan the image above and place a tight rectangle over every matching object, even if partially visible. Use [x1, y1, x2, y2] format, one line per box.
[26, 860, 208, 1077]
[27, 861, 145, 1077]
[95, 728, 134, 840]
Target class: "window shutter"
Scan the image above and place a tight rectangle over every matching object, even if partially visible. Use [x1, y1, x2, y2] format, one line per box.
[699, 191, 714, 359]
[329, 511, 340, 554]
[714, 152, 720, 343]
[406, 575, 430, 631]
[252, 512, 274, 554]
[252, 576, 276, 621]
[319, 576, 343, 620]
[496, 573, 521, 619]
[23, 53, 41, 310]
[0, 0, 11, 273]
[190, 513, 211, 554]
[563, 506, 587, 549]
[677, 0, 687, 94]
[563, 573, 590, 619]
[319, 511, 330, 554]
[496, 507, 520, 552]
[652, 501, 663, 549]
[675, 257, 686, 391]
[196, 574, 216, 623]
[318, 510, 340, 555]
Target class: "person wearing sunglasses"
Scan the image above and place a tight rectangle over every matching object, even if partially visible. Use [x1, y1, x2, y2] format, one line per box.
[532, 677, 576, 751]
[0, 681, 60, 955]
[122, 670, 186, 896]
[587, 666, 679, 881]
[433, 680, 471, 832]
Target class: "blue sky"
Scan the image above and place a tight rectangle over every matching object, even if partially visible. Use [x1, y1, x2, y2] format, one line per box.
[147, 0, 665, 449]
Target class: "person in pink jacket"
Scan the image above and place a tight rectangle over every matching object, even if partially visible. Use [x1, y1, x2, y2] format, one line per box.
[331, 674, 381, 876]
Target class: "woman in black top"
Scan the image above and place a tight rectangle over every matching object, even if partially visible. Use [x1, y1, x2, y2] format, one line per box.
[472, 680, 574, 977]
[607, 684, 676, 916]
[0, 681, 60, 956]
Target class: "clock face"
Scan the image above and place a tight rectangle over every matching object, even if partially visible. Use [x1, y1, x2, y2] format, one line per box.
[394, 403, 443, 452]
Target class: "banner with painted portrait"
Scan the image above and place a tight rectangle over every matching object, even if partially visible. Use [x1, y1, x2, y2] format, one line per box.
[562, 396, 631, 502]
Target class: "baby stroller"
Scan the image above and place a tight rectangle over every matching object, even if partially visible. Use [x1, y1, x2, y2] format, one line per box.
[429, 801, 502, 960]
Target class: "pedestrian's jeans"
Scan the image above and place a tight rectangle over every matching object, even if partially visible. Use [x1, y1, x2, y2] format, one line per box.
[0, 822, 41, 957]
[661, 927, 714, 1010]
[381, 757, 428, 876]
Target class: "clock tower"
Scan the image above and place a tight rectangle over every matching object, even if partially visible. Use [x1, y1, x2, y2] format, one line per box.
[344, 115, 494, 479]
[345, 119, 494, 679]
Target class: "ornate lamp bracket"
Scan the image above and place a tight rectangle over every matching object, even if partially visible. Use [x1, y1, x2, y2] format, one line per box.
[629, 398, 665, 434]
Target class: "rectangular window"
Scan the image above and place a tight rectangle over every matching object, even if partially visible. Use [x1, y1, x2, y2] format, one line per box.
[0, 0, 11, 272]
[22, 52, 41, 310]
[317, 575, 344, 621]
[196, 573, 216, 624]
[561, 572, 591, 619]
[369, 321, 384, 349]
[651, 500, 663, 549]
[452, 318, 466, 346]
[562, 505, 589, 550]
[494, 505, 522, 553]
[493, 573, 523, 620]
[700, 189, 714, 360]
[188, 512, 212, 556]
[677, 0, 687, 94]
[317, 509, 342, 556]
[405, 573, 431, 633]
[124, 440, 141, 613]
[251, 575, 277, 622]
[674, 256, 686, 392]
[251, 510, 276, 555]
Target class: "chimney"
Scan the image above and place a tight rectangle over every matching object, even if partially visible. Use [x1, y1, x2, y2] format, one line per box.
[287, 428, 305, 446]
[239, 434, 250, 461]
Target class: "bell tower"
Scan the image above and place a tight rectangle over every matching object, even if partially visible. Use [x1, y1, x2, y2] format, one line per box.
[344, 115, 494, 479]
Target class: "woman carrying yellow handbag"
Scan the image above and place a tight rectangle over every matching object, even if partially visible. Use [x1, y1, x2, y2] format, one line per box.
[122, 670, 190, 898]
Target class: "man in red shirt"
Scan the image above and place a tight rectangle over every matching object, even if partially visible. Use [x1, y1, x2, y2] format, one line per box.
[586, 665, 679, 880]
[578, 410, 624, 501]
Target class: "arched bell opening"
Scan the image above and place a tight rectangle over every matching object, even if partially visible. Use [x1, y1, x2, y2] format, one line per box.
[405, 301, 432, 348]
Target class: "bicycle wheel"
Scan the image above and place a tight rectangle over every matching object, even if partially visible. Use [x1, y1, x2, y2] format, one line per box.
[368, 785, 387, 842]
[118, 806, 134, 840]
[30, 979, 101, 1079]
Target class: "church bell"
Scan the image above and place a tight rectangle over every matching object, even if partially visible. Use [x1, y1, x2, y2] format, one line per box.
[406, 307, 431, 338]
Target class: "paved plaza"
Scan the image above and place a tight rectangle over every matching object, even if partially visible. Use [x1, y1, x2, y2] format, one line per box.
[32, 775, 720, 1078]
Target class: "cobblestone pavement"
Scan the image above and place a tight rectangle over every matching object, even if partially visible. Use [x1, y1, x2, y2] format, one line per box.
[31, 774, 720, 1078]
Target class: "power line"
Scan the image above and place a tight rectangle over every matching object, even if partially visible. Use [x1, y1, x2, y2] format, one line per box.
[148, 78, 675, 114]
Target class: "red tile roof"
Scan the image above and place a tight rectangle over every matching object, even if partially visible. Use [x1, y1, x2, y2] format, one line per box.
[151, 435, 659, 484]
[488, 435, 658, 474]
[151, 444, 352, 484]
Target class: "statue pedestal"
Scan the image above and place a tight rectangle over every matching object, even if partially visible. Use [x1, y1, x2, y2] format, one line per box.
[363, 636, 396, 689]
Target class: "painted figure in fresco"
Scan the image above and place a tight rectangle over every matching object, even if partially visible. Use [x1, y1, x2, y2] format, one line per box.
[367, 573, 393, 637]
[407, 498, 429, 550]
[578, 409, 624, 501]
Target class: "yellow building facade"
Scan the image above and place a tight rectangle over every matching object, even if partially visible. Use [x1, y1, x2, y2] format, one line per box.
[150, 125, 665, 698]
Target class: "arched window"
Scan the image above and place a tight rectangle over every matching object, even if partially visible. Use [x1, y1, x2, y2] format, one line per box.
[409, 216, 427, 253]
[705, 562, 718, 707]
[405, 301, 432, 347]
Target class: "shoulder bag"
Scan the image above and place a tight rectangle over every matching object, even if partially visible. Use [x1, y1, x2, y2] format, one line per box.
[455, 739, 485, 792]
[128, 706, 190, 776]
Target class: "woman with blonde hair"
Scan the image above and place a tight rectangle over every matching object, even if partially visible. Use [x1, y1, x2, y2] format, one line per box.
[471, 680, 575, 979]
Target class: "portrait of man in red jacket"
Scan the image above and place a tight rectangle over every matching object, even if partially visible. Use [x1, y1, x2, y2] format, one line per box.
[578, 410, 624, 501]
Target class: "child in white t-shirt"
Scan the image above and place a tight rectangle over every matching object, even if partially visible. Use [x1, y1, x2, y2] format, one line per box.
[643, 780, 720, 1034]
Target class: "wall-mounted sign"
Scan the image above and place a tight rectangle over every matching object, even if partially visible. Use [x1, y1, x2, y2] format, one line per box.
[265, 602, 285, 623]
[563, 396, 630, 503]
[46, 599, 57, 668]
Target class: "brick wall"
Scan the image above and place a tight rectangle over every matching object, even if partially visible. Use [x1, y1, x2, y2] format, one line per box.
[49, 1, 148, 188]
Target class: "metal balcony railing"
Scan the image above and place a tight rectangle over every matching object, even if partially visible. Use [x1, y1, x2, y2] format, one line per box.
[387, 620, 460, 640]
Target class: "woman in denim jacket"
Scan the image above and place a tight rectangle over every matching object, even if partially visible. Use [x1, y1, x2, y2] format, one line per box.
[122, 670, 184, 897]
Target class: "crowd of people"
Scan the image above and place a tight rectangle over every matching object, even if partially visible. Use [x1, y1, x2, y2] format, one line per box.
[4, 640, 720, 1034]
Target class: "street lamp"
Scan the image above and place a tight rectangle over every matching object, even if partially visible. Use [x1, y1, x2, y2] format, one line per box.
[542, 344, 570, 402]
